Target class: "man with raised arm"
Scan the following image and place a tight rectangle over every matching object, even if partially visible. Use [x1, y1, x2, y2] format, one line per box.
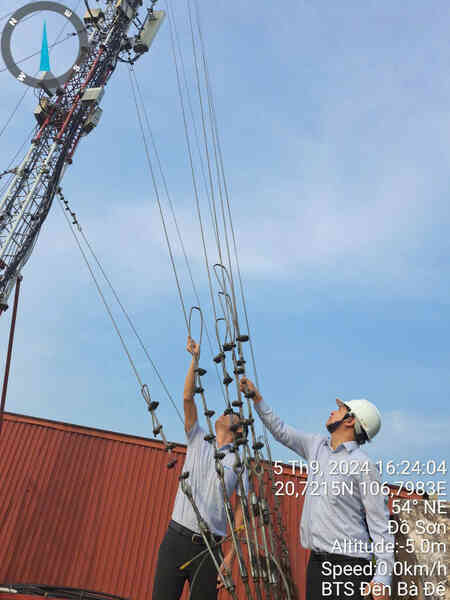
[240, 376, 394, 600]
[152, 336, 246, 600]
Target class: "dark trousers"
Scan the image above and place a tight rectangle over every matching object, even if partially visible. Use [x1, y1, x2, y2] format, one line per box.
[306, 551, 374, 600]
[152, 524, 222, 600]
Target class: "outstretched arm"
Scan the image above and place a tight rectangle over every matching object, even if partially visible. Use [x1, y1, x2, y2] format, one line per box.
[184, 336, 199, 434]
[240, 376, 317, 461]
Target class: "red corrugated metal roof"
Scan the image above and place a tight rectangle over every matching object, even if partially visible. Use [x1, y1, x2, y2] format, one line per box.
[0, 413, 309, 600]
[0, 412, 423, 600]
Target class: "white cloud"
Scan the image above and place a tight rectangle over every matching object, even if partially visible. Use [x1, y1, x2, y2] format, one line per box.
[378, 410, 450, 454]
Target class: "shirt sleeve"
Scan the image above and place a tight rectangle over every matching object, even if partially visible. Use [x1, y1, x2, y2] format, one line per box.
[359, 462, 394, 587]
[186, 420, 203, 445]
[254, 399, 318, 461]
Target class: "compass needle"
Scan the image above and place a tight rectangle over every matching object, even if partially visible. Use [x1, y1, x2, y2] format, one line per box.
[39, 20, 50, 72]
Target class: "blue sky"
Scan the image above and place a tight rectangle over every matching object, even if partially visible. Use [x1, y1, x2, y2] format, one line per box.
[0, 0, 449, 495]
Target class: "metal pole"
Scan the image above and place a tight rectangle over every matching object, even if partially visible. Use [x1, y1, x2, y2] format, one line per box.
[0, 274, 22, 435]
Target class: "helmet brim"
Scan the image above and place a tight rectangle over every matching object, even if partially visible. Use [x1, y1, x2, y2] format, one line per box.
[336, 398, 348, 410]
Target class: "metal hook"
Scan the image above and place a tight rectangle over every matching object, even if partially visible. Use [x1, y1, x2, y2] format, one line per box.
[213, 262, 232, 296]
[213, 263, 240, 335]
[217, 290, 233, 338]
[215, 316, 232, 351]
[221, 291, 237, 341]
[188, 305, 203, 355]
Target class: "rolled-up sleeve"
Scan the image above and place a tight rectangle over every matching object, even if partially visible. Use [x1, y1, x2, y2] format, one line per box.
[359, 464, 394, 587]
[254, 400, 317, 461]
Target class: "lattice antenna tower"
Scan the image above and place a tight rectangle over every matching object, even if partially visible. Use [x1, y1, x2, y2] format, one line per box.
[0, 0, 164, 313]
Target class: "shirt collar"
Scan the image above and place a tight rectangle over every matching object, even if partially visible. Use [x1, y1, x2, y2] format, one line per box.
[326, 438, 358, 453]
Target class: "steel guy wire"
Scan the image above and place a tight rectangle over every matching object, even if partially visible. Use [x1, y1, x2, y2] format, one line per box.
[128, 65, 189, 330]
[170, 11, 231, 333]
[57, 194, 144, 388]
[189, 0, 238, 302]
[131, 22, 262, 591]
[190, 0, 272, 456]
[185, 6, 279, 588]
[73, 204, 184, 425]
[131, 68, 226, 403]
[165, 0, 219, 328]
[57, 191, 182, 464]
[186, 0, 227, 294]
[170, 3, 292, 594]
[187, 4, 279, 550]
[167, 0, 214, 246]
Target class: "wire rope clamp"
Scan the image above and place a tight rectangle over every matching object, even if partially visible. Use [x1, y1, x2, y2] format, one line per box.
[204, 409, 215, 418]
[237, 334, 249, 342]
[167, 459, 177, 469]
[195, 367, 207, 376]
[203, 433, 215, 443]
[223, 342, 235, 352]
[194, 386, 204, 394]
[148, 400, 159, 411]
[213, 352, 225, 363]
[223, 375, 233, 386]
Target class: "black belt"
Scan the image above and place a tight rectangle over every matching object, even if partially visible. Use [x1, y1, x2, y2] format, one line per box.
[311, 550, 370, 563]
[169, 520, 222, 545]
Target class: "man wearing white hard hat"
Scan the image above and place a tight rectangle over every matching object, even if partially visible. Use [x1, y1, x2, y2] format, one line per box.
[240, 377, 394, 600]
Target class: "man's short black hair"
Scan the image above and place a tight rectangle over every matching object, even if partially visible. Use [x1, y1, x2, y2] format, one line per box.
[355, 428, 368, 445]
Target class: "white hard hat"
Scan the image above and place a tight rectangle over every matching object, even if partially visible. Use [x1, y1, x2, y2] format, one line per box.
[336, 398, 381, 441]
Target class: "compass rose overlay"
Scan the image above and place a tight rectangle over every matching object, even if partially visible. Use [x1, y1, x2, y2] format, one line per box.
[1, 1, 89, 89]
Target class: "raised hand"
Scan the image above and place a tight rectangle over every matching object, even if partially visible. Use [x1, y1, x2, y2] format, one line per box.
[239, 377, 262, 402]
[186, 335, 200, 358]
